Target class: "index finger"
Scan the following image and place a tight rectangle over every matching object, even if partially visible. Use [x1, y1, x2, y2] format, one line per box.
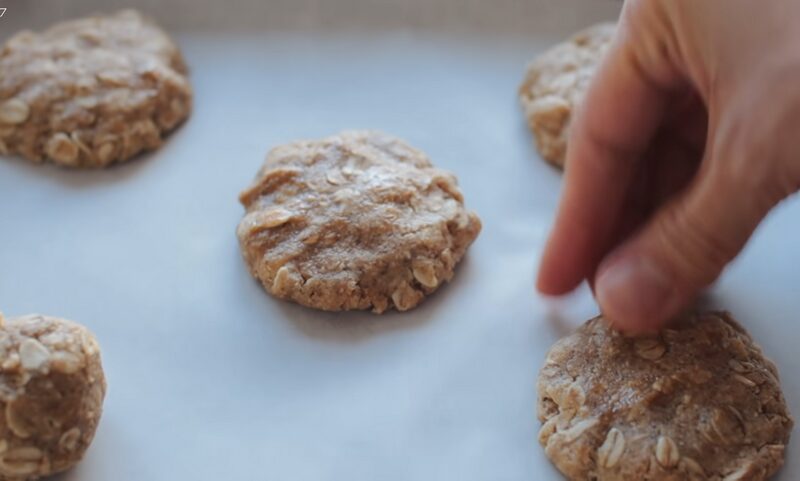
[536, 18, 678, 295]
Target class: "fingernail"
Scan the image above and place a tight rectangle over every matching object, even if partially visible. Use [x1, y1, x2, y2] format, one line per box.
[595, 255, 679, 330]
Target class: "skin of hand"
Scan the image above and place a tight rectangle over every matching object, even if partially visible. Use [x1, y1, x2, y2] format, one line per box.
[536, 0, 800, 332]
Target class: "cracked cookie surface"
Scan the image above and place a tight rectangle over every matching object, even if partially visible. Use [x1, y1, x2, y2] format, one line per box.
[519, 23, 614, 168]
[0, 313, 106, 480]
[237, 130, 481, 313]
[0, 9, 192, 168]
[537, 311, 793, 481]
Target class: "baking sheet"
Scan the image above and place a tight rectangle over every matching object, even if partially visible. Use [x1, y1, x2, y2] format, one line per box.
[1, 1, 798, 480]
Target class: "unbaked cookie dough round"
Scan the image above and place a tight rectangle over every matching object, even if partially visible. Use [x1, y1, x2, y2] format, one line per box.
[0, 10, 192, 168]
[538, 311, 792, 481]
[519, 23, 614, 168]
[237, 130, 482, 313]
[0, 313, 106, 480]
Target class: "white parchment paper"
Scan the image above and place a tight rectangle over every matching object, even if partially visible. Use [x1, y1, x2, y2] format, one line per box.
[0, 1, 798, 480]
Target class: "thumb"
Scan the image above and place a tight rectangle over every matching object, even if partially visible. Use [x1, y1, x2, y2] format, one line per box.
[593, 134, 784, 332]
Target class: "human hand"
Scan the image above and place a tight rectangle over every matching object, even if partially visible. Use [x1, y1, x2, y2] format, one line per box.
[536, 0, 800, 331]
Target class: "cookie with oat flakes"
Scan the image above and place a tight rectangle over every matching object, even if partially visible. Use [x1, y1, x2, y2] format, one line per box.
[0, 10, 192, 168]
[537, 311, 792, 481]
[0, 312, 106, 480]
[237, 130, 481, 313]
[519, 23, 614, 168]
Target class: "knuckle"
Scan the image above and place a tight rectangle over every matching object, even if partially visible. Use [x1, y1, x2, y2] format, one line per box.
[618, 0, 682, 91]
[713, 84, 800, 206]
[621, 0, 660, 24]
[650, 204, 736, 288]
[713, 125, 790, 211]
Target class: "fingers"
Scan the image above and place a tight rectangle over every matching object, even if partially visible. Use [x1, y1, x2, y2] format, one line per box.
[594, 150, 779, 332]
[586, 124, 706, 290]
[536, 17, 677, 295]
[594, 67, 800, 332]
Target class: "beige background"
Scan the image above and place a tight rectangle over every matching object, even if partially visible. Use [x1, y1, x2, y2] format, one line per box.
[3, 0, 619, 34]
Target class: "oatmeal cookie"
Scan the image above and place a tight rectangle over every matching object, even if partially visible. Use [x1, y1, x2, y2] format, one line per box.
[237, 130, 482, 313]
[519, 23, 614, 168]
[0, 9, 192, 167]
[0, 313, 106, 480]
[538, 311, 793, 481]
